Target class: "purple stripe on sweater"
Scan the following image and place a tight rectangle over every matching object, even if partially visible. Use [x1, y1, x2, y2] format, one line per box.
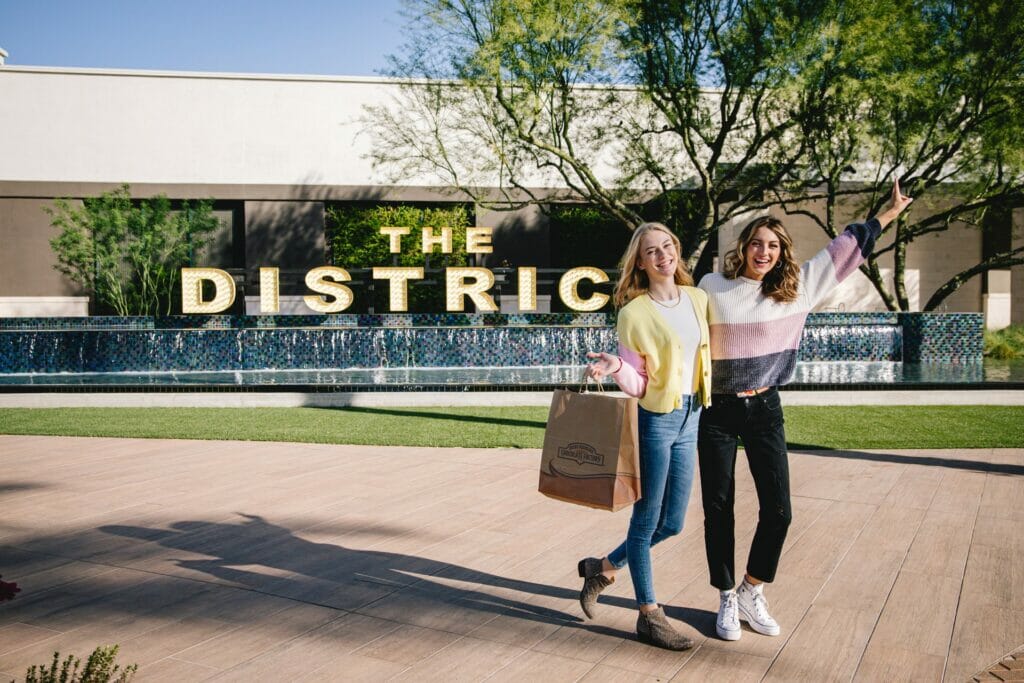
[826, 231, 862, 282]
[827, 220, 881, 282]
[711, 350, 798, 393]
[709, 312, 808, 360]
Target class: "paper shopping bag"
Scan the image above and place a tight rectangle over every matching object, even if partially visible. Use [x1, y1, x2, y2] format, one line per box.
[538, 387, 641, 511]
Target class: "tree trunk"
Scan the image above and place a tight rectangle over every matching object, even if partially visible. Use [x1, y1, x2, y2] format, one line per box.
[893, 222, 910, 311]
[861, 260, 900, 311]
[685, 211, 716, 272]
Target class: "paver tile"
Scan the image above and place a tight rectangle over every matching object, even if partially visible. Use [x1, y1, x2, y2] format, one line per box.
[1, 436, 1021, 682]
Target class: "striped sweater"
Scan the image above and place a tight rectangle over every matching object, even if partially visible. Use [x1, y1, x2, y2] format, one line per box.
[698, 218, 881, 393]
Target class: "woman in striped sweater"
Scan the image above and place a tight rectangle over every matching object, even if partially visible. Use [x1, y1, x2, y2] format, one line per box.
[698, 180, 913, 641]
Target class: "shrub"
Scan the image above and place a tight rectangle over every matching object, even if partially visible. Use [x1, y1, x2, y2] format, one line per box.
[984, 325, 1024, 359]
[18, 645, 136, 683]
[548, 204, 630, 269]
[326, 203, 472, 312]
[48, 184, 221, 316]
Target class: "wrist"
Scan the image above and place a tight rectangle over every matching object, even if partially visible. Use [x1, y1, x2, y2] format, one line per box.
[612, 356, 623, 373]
[876, 207, 902, 229]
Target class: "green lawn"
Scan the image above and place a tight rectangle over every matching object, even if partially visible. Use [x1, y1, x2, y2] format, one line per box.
[1, 405, 1022, 449]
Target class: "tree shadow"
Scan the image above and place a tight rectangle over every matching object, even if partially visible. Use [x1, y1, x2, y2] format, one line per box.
[787, 448, 1024, 476]
[98, 513, 644, 628]
[0, 482, 48, 496]
[315, 405, 547, 429]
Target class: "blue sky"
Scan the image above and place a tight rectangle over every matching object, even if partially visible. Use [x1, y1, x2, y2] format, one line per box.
[0, 0, 408, 76]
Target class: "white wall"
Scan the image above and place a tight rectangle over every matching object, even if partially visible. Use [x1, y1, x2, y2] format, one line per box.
[0, 67, 412, 187]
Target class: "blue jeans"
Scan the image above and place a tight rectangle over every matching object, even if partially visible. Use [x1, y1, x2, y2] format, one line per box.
[607, 395, 701, 606]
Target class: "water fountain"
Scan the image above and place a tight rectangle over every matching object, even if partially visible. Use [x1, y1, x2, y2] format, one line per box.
[0, 312, 992, 390]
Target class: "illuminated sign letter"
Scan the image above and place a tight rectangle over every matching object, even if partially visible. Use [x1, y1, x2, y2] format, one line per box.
[260, 267, 280, 313]
[466, 227, 493, 254]
[380, 226, 410, 253]
[181, 268, 235, 314]
[518, 267, 538, 312]
[304, 267, 354, 313]
[559, 267, 610, 311]
[446, 267, 497, 312]
[421, 226, 453, 254]
[372, 267, 424, 312]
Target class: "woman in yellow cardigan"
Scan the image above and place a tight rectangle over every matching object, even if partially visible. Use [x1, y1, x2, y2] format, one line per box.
[582, 222, 711, 650]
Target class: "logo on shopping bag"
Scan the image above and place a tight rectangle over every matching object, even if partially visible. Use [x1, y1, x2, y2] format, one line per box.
[558, 442, 604, 467]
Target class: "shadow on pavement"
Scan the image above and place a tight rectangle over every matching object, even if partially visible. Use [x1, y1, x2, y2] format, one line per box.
[317, 406, 547, 429]
[97, 513, 651, 628]
[787, 448, 1024, 475]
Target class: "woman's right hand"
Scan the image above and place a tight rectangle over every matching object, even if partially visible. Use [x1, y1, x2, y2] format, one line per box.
[585, 351, 621, 380]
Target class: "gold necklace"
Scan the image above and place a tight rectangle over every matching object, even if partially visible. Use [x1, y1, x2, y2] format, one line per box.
[648, 291, 682, 308]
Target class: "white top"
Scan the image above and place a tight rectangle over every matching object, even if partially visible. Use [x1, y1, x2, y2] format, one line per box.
[649, 292, 702, 396]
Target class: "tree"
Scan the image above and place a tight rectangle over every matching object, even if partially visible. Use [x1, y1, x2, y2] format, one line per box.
[369, 0, 1023, 309]
[767, 0, 1024, 310]
[48, 185, 221, 316]
[367, 0, 829, 269]
[619, 0, 831, 260]
[368, 0, 639, 224]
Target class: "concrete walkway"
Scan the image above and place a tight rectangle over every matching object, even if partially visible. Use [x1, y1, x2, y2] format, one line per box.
[1, 435, 1022, 681]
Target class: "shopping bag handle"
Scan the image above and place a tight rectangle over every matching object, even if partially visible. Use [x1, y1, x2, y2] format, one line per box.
[578, 367, 605, 394]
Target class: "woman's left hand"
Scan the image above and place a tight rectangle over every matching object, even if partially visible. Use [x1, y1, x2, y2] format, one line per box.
[876, 178, 914, 229]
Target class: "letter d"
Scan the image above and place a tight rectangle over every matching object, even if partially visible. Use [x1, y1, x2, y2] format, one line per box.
[181, 268, 236, 313]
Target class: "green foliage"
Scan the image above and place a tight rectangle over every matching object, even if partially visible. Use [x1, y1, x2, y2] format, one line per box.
[622, 0, 833, 241]
[19, 645, 137, 683]
[984, 325, 1024, 359]
[326, 203, 472, 312]
[369, 0, 643, 231]
[47, 185, 221, 316]
[779, 0, 1024, 311]
[373, 0, 848, 264]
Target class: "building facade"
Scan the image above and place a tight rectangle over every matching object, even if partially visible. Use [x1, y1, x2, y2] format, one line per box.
[0, 63, 1020, 322]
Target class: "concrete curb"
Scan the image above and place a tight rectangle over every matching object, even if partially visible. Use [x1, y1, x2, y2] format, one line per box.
[0, 389, 1022, 407]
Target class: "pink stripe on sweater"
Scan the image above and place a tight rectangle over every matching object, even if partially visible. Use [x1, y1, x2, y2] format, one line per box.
[826, 231, 862, 282]
[709, 312, 807, 360]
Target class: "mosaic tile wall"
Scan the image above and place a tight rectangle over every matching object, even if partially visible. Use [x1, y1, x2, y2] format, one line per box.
[799, 313, 902, 361]
[0, 312, 983, 374]
[900, 313, 985, 363]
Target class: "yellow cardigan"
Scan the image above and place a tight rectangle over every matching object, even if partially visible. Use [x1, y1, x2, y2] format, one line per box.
[616, 286, 712, 412]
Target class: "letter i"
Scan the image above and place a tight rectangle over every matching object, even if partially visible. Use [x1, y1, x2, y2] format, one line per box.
[260, 267, 280, 313]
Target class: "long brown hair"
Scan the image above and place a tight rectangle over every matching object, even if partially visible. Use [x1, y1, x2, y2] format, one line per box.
[613, 222, 693, 308]
[723, 216, 800, 303]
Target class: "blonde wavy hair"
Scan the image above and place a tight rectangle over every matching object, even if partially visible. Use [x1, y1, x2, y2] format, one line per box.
[613, 222, 693, 308]
[724, 216, 800, 303]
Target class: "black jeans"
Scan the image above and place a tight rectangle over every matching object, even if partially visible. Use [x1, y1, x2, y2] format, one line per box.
[698, 387, 792, 590]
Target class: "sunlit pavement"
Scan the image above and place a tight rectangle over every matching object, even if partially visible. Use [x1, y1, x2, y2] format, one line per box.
[1, 435, 1021, 681]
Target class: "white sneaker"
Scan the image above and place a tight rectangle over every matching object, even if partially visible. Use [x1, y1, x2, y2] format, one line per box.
[716, 590, 741, 641]
[737, 581, 780, 636]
